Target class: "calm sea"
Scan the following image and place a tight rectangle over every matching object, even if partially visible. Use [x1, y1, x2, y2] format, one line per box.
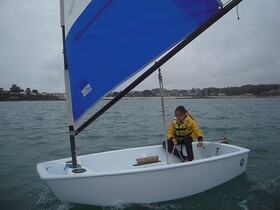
[0, 98, 279, 210]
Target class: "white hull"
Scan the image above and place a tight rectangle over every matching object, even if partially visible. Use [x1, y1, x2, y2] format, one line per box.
[37, 142, 249, 206]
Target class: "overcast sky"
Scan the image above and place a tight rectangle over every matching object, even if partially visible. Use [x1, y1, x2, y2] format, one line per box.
[0, 0, 279, 93]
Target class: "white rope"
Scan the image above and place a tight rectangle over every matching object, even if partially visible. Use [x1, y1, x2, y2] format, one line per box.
[158, 67, 169, 164]
[170, 144, 176, 161]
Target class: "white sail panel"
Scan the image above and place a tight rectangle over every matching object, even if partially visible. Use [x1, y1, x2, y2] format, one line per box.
[63, 0, 91, 35]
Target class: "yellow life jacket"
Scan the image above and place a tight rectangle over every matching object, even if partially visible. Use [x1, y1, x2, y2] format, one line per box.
[172, 116, 192, 141]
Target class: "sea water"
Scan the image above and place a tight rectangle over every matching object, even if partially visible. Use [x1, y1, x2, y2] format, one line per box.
[0, 98, 279, 210]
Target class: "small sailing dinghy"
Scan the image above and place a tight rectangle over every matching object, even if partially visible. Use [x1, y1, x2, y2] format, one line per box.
[37, 0, 249, 206]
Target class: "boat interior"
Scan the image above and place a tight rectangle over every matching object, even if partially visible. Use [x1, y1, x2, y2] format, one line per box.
[41, 142, 242, 176]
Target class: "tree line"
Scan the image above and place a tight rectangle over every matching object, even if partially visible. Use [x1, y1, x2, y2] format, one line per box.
[1, 83, 279, 101]
[107, 84, 280, 97]
[0, 84, 60, 101]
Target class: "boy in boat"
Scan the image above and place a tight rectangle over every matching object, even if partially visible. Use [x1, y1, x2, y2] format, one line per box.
[163, 106, 203, 162]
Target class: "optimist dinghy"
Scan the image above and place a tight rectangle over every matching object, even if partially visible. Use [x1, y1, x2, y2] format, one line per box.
[37, 0, 249, 206]
[37, 141, 249, 205]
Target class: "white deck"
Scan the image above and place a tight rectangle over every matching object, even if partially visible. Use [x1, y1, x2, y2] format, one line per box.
[38, 142, 244, 178]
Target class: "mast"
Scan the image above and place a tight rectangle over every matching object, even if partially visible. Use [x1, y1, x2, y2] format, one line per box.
[76, 0, 242, 135]
[60, 0, 78, 168]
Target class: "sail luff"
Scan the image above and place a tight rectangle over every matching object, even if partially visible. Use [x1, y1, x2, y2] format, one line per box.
[76, 0, 242, 135]
[61, 0, 78, 167]
[61, 0, 74, 126]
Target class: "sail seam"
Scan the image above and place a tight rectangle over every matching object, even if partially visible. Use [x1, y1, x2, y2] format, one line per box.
[74, 0, 113, 42]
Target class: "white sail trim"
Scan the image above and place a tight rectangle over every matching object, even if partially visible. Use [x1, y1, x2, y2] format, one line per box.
[64, 69, 75, 126]
[63, 0, 91, 36]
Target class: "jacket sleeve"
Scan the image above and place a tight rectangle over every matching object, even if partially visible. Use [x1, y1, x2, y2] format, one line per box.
[167, 121, 174, 140]
[190, 119, 203, 139]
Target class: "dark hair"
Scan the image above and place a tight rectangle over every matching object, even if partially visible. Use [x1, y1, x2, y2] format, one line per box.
[175, 106, 187, 114]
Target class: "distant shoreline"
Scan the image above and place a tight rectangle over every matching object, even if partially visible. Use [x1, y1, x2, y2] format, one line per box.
[1, 95, 279, 102]
[103, 95, 280, 100]
[2, 84, 279, 101]
[0, 98, 65, 102]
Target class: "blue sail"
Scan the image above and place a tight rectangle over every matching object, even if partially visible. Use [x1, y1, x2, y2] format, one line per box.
[65, 0, 222, 122]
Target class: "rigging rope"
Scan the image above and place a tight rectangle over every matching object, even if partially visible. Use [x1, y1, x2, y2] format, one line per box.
[222, 1, 240, 20]
[236, 5, 240, 20]
[158, 67, 169, 164]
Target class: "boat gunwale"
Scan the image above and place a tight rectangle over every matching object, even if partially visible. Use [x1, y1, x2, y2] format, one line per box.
[37, 143, 249, 180]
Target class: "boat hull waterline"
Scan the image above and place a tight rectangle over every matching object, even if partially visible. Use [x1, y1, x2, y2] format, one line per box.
[37, 142, 249, 206]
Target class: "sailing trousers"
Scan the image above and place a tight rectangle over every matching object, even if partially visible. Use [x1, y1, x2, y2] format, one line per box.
[162, 135, 194, 162]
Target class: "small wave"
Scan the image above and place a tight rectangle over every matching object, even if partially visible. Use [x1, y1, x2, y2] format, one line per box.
[238, 199, 249, 210]
[140, 203, 183, 210]
[35, 187, 73, 210]
[240, 175, 280, 210]
[101, 202, 182, 210]
[258, 175, 280, 190]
